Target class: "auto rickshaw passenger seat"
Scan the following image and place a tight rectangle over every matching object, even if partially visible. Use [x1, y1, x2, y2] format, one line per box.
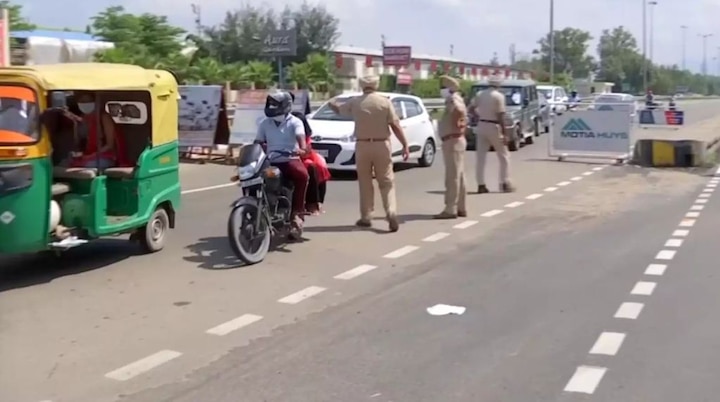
[53, 166, 97, 180]
[52, 183, 71, 196]
[104, 167, 135, 179]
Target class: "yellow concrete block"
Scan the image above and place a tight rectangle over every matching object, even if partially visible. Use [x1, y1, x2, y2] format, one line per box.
[651, 140, 676, 166]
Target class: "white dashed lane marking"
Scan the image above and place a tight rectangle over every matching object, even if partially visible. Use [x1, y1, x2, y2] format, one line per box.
[614, 302, 644, 319]
[104, 350, 182, 381]
[557, 181, 571, 186]
[544, 187, 559, 192]
[383, 245, 419, 259]
[582, 171, 594, 176]
[453, 220, 478, 229]
[672, 229, 690, 237]
[505, 201, 524, 208]
[686, 211, 701, 218]
[679, 219, 696, 227]
[695, 198, 708, 204]
[644, 263, 667, 276]
[589, 332, 626, 356]
[526, 193, 544, 200]
[480, 209, 503, 217]
[690, 205, 705, 211]
[570, 176, 583, 181]
[277, 286, 327, 304]
[206, 314, 263, 336]
[630, 281, 657, 296]
[564, 366, 608, 394]
[665, 238, 684, 247]
[334, 264, 378, 280]
[422, 232, 450, 242]
[655, 250, 677, 260]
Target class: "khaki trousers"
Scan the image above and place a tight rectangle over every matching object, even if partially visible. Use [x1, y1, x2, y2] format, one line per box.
[441, 137, 467, 214]
[475, 122, 510, 186]
[355, 141, 397, 220]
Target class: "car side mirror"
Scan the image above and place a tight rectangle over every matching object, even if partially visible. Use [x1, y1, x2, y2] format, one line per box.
[522, 98, 530, 107]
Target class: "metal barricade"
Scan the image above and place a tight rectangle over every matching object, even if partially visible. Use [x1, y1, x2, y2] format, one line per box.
[638, 108, 684, 130]
[548, 102, 634, 163]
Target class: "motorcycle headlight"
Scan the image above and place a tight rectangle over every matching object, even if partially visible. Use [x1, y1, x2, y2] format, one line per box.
[238, 161, 258, 180]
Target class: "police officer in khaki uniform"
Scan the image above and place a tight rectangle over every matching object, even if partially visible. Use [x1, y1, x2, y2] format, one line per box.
[470, 75, 515, 193]
[434, 75, 468, 219]
[329, 75, 410, 232]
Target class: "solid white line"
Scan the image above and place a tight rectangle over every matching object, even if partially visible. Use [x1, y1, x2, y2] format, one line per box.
[505, 201, 525, 208]
[699, 193, 711, 198]
[672, 229, 690, 237]
[383, 245, 419, 259]
[206, 314, 263, 336]
[665, 238, 684, 247]
[690, 205, 705, 211]
[582, 171, 594, 176]
[631, 281, 657, 296]
[686, 211, 701, 218]
[589, 332, 626, 356]
[423, 232, 450, 242]
[564, 366, 607, 394]
[544, 186, 559, 192]
[105, 350, 182, 381]
[570, 176, 582, 181]
[695, 199, 708, 204]
[453, 220, 478, 229]
[526, 193, 544, 200]
[557, 181, 571, 186]
[334, 264, 378, 280]
[679, 219, 696, 227]
[592, 166, 606, 171]
[655, 250, 677, 260]
[645, 263, 667, 276]
[481, 209, 503, 217]
[277, 286, 327, 304]
[182, 183, 235, 195]
[615, 302, 644, 319]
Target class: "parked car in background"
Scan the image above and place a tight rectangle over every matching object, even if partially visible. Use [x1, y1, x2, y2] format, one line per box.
[537, 85, 569, 115]
[588, 93, 639, 119]
[307, 93, 438, 171]
[465, 79, 542, 151]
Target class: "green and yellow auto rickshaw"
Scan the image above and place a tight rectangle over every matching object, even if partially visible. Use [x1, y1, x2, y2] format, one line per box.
[0, 63, 181, 255]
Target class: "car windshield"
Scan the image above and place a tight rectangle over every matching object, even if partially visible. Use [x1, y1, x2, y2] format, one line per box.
[537, 88, 552, 99]
[470, 85, 524, 106]
[0, 86, 39, 146]
[311, 97, 354, 121]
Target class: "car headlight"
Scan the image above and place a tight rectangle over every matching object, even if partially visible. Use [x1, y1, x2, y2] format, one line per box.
[238, 161, 258, 180]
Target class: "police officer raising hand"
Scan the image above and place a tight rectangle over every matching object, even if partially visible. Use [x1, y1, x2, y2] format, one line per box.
[329, 75, 408, 232]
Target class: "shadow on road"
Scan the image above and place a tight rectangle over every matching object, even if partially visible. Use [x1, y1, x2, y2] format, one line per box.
[0, 239, 137, 293]
[184, 234, 307, 270]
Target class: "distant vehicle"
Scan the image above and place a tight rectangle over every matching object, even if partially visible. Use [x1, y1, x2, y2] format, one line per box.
[537, 84, 569, 115]
[465, 79, 542, 151]
[588, 93, 639, 118]
[308, 92, 438, 171]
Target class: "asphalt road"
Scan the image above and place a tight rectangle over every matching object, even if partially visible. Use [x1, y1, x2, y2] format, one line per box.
[1, 100, 719, 402]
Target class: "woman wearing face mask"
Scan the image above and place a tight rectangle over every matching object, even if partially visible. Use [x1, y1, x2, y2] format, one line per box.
[69, 91, 120, 169]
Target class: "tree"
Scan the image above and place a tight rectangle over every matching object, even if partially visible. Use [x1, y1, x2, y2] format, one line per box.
[596, 26, 642, 90]
[286, 2, 340, 64]
[91, 6, 185, 61]
[286, 53, 335, 91]
[1, 1, 35, 31]
[536, 28, 595, 78]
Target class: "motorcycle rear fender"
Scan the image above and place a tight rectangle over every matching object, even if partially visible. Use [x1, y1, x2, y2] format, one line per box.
[230, 196, 260, 209]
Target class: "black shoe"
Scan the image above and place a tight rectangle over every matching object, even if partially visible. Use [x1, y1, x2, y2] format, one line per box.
[477, 185, 489, 194]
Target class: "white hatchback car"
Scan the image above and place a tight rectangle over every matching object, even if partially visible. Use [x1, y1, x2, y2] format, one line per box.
[307, 92, 438, 171]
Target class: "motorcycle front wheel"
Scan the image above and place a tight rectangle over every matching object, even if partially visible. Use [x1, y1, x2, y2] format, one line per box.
[228, 200, 271, 265]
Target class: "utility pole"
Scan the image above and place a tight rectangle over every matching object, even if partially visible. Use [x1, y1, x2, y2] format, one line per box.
[700, 33, 713, 76]
[680, 25, 688, 70]
[509, 43, 516, 66]
[190, 4, 202, 37]
[549, 0, 555, 84]
[648, 1, 658, 62]
[450, 44, 454, 57]
[642, 0, 647, 92]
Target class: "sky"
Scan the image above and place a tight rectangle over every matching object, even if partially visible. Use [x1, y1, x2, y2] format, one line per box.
[20, 0, 720, 74]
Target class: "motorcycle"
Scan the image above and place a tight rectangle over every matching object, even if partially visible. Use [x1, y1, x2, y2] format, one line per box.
[228, 144, 302, 265]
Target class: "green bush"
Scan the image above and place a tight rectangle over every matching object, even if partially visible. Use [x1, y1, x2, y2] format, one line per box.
[410, 78, 476, 98]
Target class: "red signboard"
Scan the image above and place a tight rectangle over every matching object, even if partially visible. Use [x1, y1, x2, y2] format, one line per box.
[365, 55, 373, 67]
[414, 60, 421, 70]
[396, 72, 413, 86]
[481, 68, 489, 76]
[383, 46, 412, 67]
[430, 61, 437, 72]
[335, 54, 343, 69]
[471, 67, 477, 75]
[459, 65, 465, 74]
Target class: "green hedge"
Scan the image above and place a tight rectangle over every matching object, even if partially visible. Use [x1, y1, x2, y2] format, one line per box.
[376, 75, 476, 98]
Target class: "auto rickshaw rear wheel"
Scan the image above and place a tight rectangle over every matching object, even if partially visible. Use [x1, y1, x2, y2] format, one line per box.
[137, 207, 169, 253]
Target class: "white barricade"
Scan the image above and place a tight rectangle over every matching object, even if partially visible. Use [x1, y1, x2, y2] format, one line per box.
[549, 107, 633, 162]
[638, 108, 684, 130]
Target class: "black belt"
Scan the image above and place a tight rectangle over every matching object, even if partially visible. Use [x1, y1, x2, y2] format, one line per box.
[478, 119, 500, 124]
[356, 138, 388, 142]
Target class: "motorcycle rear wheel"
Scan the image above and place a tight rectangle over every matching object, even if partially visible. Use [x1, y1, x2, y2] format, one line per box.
[228, 202, 271, 265]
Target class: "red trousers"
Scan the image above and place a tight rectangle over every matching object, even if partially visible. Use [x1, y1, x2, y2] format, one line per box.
[274, 159, 309, 215]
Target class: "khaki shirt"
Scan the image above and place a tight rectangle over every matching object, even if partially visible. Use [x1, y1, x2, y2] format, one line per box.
[438, 93, 467, 137]
[472, 89, 506, 122]
[336, 92, 398, 140]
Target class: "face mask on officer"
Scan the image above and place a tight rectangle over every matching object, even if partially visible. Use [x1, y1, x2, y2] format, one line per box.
[440, 88, 452, 99]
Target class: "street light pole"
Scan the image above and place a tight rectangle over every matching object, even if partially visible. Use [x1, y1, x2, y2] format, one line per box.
[642, 0, 647, 92]
[549, 0, 555, 84]
[700, 33, 713, 76]
[680, 25, 688, 70]
[648, 1, 658, 62]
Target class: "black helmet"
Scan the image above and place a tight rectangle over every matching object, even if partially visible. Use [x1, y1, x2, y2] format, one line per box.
[264, 92, 292, 118]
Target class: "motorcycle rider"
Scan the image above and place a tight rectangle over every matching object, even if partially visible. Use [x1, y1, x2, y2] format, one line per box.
[254, 92, 310, 228]
[645, 89, 656, 108]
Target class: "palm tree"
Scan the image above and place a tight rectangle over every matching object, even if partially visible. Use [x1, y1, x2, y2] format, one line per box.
[242, 61, 275, 89]
[187, 58, 225, 85]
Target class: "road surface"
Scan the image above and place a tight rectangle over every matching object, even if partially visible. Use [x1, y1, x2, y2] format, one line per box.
[1, 101, 719, 402]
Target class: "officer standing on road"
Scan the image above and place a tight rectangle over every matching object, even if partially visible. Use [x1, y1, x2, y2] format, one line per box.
[329, 75, 410, 232]
[434, 75, 468, 219]
[470, 75, 515, 193]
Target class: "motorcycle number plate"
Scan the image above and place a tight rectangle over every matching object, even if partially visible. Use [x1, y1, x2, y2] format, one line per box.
[241, 177, 263, 188]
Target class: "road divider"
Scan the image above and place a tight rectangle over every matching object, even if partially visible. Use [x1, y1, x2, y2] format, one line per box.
[632, 139, 709, 167]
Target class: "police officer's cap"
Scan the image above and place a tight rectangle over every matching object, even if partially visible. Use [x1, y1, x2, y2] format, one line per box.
[440, 75, 460, 91]
[487, 75, 504, 86]
[359, 75, 380, 90]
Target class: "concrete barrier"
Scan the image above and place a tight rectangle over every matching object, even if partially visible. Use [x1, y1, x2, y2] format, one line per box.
[632, 139, 712, 167]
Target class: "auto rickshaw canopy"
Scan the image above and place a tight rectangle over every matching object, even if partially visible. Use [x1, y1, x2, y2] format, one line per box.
[0, 63, 180, 146]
